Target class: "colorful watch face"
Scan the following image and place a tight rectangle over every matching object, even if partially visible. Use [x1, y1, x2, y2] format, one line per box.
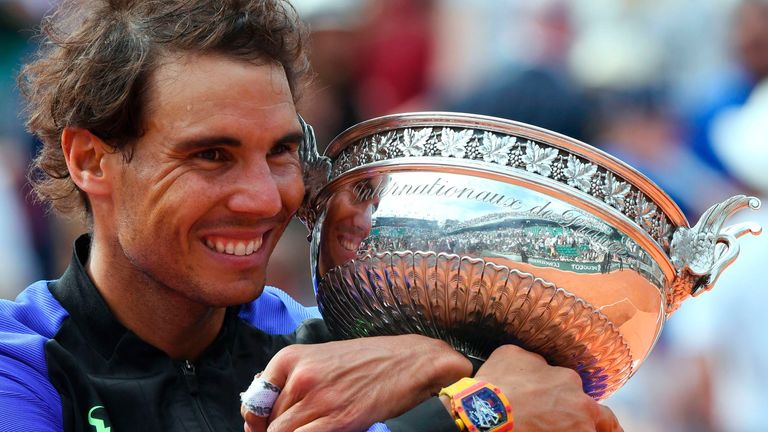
[457, 387, 511, 432]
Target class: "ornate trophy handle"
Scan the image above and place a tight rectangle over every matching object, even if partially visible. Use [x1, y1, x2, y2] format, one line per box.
[667, 195, 762, 315]
[295, 116, 332, 237]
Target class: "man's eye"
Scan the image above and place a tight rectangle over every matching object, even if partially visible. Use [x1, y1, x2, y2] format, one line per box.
[268, 142, 299, 157]
[196, 149, 226, 161]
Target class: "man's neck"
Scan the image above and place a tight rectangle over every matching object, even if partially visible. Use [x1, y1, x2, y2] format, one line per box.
[86, 233, 227, 360]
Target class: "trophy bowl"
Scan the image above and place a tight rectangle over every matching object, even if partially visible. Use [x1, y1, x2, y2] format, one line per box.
[296, 112, 761, 399]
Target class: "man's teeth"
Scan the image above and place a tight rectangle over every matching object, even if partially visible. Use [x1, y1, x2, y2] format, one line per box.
[340, 239, 359, 251]
[205, 237, 263, 256]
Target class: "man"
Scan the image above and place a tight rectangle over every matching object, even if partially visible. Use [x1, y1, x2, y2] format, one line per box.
[1, 1, 621, 431]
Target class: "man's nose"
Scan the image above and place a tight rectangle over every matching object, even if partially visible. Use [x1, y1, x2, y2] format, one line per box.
[226, 161, 282, 217]
[351, 202, 374, 233]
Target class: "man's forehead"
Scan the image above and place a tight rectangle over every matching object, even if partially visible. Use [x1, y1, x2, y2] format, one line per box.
[145, 53, 294, 117]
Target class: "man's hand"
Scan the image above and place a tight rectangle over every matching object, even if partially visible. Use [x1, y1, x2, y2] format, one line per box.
[472, 345, 623, 432]
[243, 334, 471, 432]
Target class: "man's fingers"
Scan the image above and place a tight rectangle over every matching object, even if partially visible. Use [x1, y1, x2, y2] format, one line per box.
[267, 347, 323, 419]
[241, 404, 268, 432]
[595, 404, 623, 432]
[260, 345, 299, 390]
[253, 345, 303, 421]
[293, 417, 341, 432]
[267, 400, 321, 432]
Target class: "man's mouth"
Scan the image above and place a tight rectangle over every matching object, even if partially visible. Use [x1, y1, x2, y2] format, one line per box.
[203, 235, 264, 256]
[339, 238, 360, 252]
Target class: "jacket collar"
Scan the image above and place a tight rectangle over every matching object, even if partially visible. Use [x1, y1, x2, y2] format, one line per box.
[49, 234, 240, 364]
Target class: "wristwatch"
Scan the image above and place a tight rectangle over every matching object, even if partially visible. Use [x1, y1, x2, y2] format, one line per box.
[439, 378, 513, 432]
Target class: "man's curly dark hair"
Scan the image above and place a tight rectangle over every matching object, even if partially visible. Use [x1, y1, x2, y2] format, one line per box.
[19, 0, 311, 219]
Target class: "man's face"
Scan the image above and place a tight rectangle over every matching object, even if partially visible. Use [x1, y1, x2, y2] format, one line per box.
[107, 54, 304, 307]
[318, 185, 375, 275]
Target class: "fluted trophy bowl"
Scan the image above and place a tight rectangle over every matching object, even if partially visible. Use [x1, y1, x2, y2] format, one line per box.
[296, 112, 761, 399]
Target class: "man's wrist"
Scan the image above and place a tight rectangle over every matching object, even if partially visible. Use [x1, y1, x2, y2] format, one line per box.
[428, 339, 473, 389]
[439, 394, 452, 410]
[462, 354, 484, 376]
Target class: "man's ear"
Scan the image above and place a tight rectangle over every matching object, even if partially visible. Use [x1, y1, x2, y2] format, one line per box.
[61, 127, 115, 196]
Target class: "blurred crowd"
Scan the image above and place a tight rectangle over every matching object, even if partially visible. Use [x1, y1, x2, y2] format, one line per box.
[1, 0, 766, 430]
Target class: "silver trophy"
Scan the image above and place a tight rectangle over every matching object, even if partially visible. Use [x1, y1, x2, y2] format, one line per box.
[296, 112, 761, 399]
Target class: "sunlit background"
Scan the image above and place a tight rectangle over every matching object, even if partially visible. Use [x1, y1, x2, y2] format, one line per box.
[1, 0, 766, 430]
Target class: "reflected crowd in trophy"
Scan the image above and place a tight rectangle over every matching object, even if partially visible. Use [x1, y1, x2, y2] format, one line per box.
[366, 221, 643, 272]
[1, 0, 766, 430]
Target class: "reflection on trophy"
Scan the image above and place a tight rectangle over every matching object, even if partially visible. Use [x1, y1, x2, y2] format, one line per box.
[317, 181, 378, 276]
[296, 112, 762, 399]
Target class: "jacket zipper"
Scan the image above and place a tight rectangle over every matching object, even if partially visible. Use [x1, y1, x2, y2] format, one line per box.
[181, 360, 215, 432]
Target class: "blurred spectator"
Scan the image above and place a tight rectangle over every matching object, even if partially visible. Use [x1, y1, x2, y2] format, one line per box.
[448, 66, 591, 141]
[591, 89, 743, 219]
[665, 73, 768, 432]
[294, 0, 364, 147]
[711, 77, 768, 195]
[0, 141, 39, 298]
[663, 10, 768, 429]
[0, 0, 50, 298]
[354, 0, 436, 117]
[293, 5, 440, 192]
[685, 0, 768, 181]
[444, 1, 592, 141]
[564, 0, 746, 219]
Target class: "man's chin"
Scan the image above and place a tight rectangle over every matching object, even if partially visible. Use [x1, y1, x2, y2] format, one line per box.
[193, 278, 266, 307]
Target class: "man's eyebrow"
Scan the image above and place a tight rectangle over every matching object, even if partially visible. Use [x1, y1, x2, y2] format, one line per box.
[274, 131, 305, 146]
[173, 135, 241, 152]
[172, 131, 305, 151]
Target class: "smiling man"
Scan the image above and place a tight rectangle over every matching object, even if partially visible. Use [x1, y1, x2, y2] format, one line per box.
[82, 55, 308, 359]
[0, 1, 622, 431]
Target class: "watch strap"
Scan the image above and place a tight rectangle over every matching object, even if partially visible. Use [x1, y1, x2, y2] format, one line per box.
[439, 377, 479, 399]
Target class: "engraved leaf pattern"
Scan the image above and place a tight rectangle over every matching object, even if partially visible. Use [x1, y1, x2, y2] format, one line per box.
[602, 173, 631, 211]
[358, 139, 377, 165]
[401, 127, 433, 157]
[348, 145, 363, 167]
[373, 132, 395, 159]
[333, 151, 353, 177]
[479, 132, 514, 164]
[437, 128, 473, 158]
[522, 141, 558, 176]
[564, 155, 598, 192]
[633, 194, 658, 230]
[654, 214, 672, 248]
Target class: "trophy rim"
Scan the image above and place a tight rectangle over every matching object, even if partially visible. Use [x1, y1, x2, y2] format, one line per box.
[325, 111, 689, 232]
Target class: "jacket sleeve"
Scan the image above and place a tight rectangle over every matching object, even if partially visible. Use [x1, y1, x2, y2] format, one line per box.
[0, 356, 63, 432]
[378, 397, 458, 432]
